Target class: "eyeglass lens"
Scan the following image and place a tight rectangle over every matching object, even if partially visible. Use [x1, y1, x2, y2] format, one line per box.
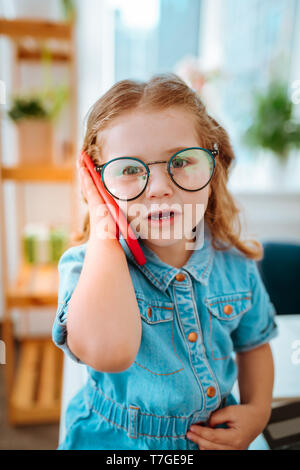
[102, 148, 214, 200]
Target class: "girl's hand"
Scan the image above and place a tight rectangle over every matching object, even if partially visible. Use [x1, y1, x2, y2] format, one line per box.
[186, 404, 270, 450]
[77, 154, 117, 241]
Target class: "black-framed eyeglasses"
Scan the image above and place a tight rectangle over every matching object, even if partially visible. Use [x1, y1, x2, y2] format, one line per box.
[94, 143, 219, 201]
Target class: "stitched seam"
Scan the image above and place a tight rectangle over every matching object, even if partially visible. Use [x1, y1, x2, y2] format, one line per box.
[134, 309, 184, 375]
[90, 383, 200, 420]
[140, 265, 162, 285]
[137, 431, 187, 439]
[234, 323, 278, 352]
[133, 361, 184, 375]
[208, 306, 250, 320]
[138, 410, 193, 419]
[90, 407, 127, 431]
[140, 317, 172, 324]
[90, 372, 215, 421]
[208, 310, 231, 361]
[133, 407, 137, 439]
[89, 380, 128, 411]
[136, 298, 173, 310]
[162, 270, 172, 284]
[170, 314, 185, 367]
[209, 296, 251, 306]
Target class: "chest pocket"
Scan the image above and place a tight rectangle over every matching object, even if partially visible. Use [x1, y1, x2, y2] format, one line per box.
[204, 292, 252, 360]
[133, 294, 185, 375]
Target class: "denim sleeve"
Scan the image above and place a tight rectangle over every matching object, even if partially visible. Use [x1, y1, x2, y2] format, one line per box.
[52, 244, 86, 363]
[231, 259, 279, 353]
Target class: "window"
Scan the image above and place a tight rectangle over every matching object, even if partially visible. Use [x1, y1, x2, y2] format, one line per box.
[109, 0, 202, 81]
[78, 0, 300, 193]
[199, 0, 300, 191]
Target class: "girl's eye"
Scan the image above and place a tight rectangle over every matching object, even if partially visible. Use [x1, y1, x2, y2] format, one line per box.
[171, 157, 189, 169]
[122, 166, 143, 176]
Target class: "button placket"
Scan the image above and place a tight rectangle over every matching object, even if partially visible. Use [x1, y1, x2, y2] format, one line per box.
[172, 271, 220, 412]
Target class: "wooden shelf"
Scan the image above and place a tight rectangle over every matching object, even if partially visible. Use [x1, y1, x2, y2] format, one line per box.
[9, 338, 63, 425]
[0, 18, 72, 40]
[17, 44, 72, 62]
[0, 13, 78, 427]
[7, 262, 60, 308]
[1, 164, 75, 182]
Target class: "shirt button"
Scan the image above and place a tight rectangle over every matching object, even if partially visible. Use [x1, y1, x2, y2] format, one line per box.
[147, 307, 152, 318]
[188, 332, 198, 342]
[223, 304, 233, 315]
[176, 273, 186, 282]
[206, 386, 216, 398]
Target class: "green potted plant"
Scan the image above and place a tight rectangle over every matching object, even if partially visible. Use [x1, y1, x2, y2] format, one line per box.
[243, 80, 300, 165]
[8, 85, 68, 165]
[60, 0, 76, 22]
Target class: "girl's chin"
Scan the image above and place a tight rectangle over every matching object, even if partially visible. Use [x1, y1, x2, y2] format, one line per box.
[131, 219, 196, 245]
[138, 228, 181, 244]
[140, 234, 196, 248]
[143, 238, 180, 247]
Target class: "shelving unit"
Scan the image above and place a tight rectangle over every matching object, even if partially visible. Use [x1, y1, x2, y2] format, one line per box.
[0, 17, 78, 425]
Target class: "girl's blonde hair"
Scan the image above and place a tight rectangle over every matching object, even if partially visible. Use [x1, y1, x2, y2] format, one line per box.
[73, 73, 262, 260]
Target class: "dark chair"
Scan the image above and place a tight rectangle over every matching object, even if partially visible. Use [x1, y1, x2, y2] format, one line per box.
[257, 241, 300, 315]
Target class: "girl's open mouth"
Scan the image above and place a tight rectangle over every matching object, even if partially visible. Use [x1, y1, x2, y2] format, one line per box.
[147, 210, 178, 225]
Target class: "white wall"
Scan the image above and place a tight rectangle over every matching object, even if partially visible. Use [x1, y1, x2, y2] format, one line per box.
[234, 191, 300, 243]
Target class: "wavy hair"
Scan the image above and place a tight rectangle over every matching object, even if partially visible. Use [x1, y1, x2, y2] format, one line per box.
[72, 73, 262, 260]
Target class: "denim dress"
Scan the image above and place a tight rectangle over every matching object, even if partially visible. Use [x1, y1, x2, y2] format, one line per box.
[52, 222, 278, 450]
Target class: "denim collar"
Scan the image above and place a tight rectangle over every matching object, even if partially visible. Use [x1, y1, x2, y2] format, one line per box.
[119, 220, 214, 293]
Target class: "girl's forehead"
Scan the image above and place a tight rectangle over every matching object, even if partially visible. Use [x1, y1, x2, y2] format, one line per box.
[98, 107, 200, 156]
[104, 106, 195, 127]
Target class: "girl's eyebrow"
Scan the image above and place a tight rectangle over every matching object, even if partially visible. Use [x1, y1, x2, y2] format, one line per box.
[115, 146, 194, 161]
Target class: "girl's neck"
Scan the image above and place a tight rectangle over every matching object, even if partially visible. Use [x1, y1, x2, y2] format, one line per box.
[143, 237, 196, 269]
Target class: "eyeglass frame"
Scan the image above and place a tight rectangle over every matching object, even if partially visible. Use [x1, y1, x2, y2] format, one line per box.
[94, 143, 219, 201]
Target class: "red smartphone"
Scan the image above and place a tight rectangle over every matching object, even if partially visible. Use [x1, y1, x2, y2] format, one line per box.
[81, 150, 146, 266]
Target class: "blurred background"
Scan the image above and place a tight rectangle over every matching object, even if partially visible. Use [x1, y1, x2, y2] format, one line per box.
[0, 0, 299, 450]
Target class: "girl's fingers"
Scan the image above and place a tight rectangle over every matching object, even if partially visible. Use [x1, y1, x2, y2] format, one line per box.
[77, 157, 118, 240]
[186, 432, 233, 450]
[76, 154, 84, 169]
[80, 167, 103, 209]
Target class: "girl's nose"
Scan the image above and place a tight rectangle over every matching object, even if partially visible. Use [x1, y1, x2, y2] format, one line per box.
[145, 165, 174, 199]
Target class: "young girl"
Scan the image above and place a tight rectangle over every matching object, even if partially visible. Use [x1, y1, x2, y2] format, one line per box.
[52, 73, 278, 450]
